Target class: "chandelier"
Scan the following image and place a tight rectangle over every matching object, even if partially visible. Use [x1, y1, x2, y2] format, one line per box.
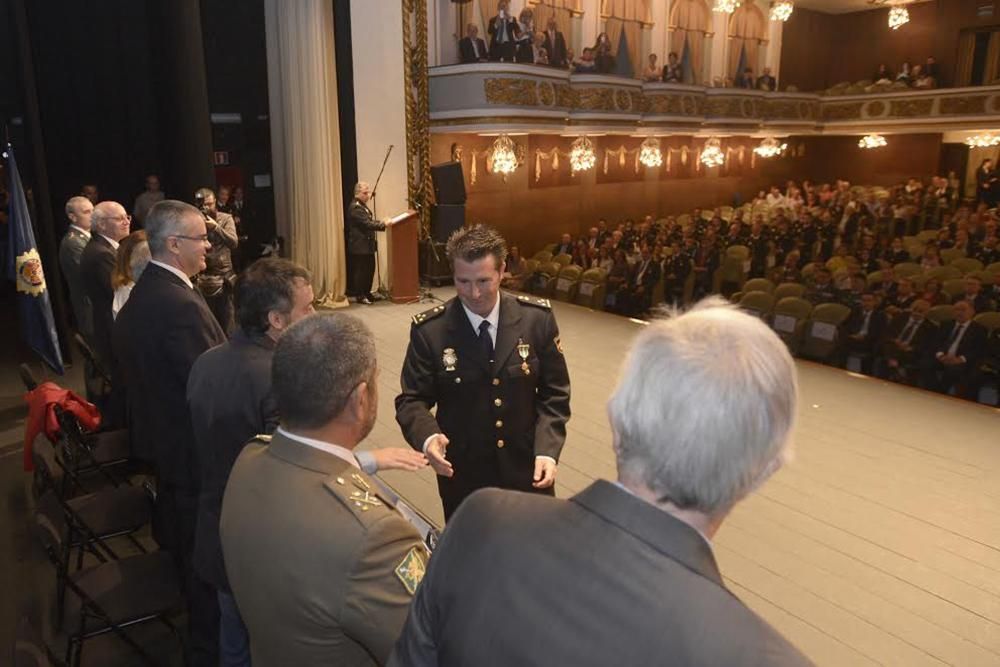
[965, 133, 1000, 148]
[639, 137, 663, 168]
[888, 6, 909, 30]
[753, 137, 787, 158]
[770, 1, 793, 21]
[490, 134, 518, 175]
[569, 136, 596, 172]
[700, 138, 725, 167]
[858, 134, 887, 149]
[712, 0, 740, 14]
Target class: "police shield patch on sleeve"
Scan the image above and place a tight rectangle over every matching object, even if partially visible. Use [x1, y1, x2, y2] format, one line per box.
[395, 547, 427, 595]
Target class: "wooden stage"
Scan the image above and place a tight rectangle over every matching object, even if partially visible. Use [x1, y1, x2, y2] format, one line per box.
[353, 288, 1000, 667]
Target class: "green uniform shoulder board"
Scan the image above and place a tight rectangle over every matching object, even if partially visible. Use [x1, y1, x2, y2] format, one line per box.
[412, 304, 446, 326]
[517, 295, 551, 309]
[323, 471, 395, 525]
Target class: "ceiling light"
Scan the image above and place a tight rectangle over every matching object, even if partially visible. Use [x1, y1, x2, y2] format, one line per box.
[490, 134, 518, 175]
[753, 137, 787, 158]
[965, 133, 1000, 148]
[569, 136, 596, 172]
[858, 134, 887, 149]
[639, 137, 663, 168]
[888, 6, 909, 30]
[770, 1, 793, 22]
[701, 138, 725, 167]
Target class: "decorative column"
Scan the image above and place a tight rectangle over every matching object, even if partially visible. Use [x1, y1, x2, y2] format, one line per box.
[766, 10, 784, 85]
[264, 0, 348, 305]
[708, 8, 728, 85]
[580, 0, 599, 50]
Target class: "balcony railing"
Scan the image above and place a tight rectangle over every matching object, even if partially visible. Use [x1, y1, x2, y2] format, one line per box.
[429, 64, 1000, 135]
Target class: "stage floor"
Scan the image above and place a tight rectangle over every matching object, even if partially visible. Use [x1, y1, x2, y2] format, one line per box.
[354, 288, 1000, 667]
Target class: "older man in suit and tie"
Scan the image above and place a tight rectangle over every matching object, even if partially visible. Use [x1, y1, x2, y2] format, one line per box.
[541, 17, 567, 68]
[878, 299, 936, 383]
[458, 23, 488, 63]
[389, 297, 811, 667]
[58, 196, 94, 340]
[113, 199, 227, 666]
[921, 299, 988, 398]
[79, 200, 131, 375]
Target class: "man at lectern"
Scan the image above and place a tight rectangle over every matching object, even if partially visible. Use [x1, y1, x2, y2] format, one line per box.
[347, 181, 387, 305]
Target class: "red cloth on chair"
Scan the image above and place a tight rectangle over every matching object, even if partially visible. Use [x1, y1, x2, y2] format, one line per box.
[22, 382, 102, 471]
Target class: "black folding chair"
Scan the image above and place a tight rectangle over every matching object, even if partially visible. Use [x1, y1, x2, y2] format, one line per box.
[53, 406, 131, 492]
[73, 333, 112, 388]
[20, 363, 40, 391]
[33, 492, 183, 667]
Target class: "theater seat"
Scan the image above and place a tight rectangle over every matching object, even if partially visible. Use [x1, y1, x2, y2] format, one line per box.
[744, 278, 774, 294]
[926, 304, 955, 326]
[800, 302, 850, 362]
[574, 268, 607, 310]
[771, 296, 812, 354]
[739, 291, 775, 319]
[774, 282, 806, 301]
[951, 257, 983, 274]
[553, 265, 583, 302]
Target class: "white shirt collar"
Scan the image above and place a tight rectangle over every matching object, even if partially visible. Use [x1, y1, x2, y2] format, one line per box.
[276, 427, 359, 469]
[70, 225, 91, 239]
[461, 295, 501, 344]
[149, 259, 194, 289]
[99, 234, 120, 250]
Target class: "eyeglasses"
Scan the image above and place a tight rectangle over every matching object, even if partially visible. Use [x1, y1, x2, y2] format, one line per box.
[172, 234, 210, 243]
[106, 214, 131, 224]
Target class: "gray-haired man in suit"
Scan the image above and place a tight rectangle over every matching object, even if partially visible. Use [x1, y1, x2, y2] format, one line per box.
[390, 297, 813, 667]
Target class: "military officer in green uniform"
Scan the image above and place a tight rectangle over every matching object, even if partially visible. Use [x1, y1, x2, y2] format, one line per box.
[395, 225, 572, 520]
[221, 312, 428, 667]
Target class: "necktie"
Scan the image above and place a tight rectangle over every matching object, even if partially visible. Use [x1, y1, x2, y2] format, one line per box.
[478, 320, 494, 367]
[899, 319, 917, 345]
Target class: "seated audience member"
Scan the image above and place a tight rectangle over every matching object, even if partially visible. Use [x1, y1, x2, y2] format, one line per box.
[542, 18, 567, 68]
[388, 298, 811, 667]
[564, 48, 576, 70]
[884, 277, 917, 317]
[553, 233, 574, 256]
[459, 23, 488, 63]
[912, 64, 935, 89]
[953, 276, 995, 313]
[735, 67, 754, 89]
[841, 273, 868, 310]
[923, 55, 938, 82]
[535, 44, 549, 65]
[920, 245, 942, 269]
[191, 260, 426, 665]
[976, 234, 999, 264]
[605, 249, 630, 311]
[879, 299, 935, 382]
[661, 51, 682, 82]
[805, 268, 840, 305]
[622, 246, 661, 316]
[870, 266, 897, 299]
[221, 312, 429, 666]
[921, 300, 989, 398]
[573, 47, 596, 72]
[756, 66, 776, 91]
[919, 277, 948, 306]
[502, 245, 527, 289]
[769, 250, 801, 284]
[896, 62, 912, 84]
[691, 236, 720, 299]
[111, 230, 151, 319]
[643, 53, 661, 82]
[882, 237, 911, 264]
[662, 242, 691, 306]
[841, 292, 887, 374]
[873, 63, 893, 83]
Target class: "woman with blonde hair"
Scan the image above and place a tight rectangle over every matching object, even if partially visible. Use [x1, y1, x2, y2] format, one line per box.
[111, 230, 151, 318]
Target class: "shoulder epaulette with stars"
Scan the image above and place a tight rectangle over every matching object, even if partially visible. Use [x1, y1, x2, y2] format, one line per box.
[517, 295, 552, 309]
[412, 305, 446, 326]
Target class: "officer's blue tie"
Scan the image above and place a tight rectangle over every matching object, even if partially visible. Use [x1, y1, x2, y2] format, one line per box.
[478, 320, 494, 368]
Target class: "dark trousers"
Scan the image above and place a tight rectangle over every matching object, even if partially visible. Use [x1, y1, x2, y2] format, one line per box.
[155, 484, 220, 667]
[348, 253, 377, 298]
[437, 450, 554, 521]
[204, 283, 235, 336]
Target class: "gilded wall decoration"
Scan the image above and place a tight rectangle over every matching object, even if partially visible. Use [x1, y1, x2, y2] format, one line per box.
[576, 87, 617, 112]
[889, 98, 934, 117]
[939, 95, 987, 116]
[865, 100, 887, 117]
[484, 78, 538, 106]
[537, 81, 556, 107]
[704, 97, 744, 118]
[555, 84, 577, 108]
[614, 88, 633, 112]
[822, 102, 863, 121]
[645, 94, 682, 115]
[631, 91, 645, 113]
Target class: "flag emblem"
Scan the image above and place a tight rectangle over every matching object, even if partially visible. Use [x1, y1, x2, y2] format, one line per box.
[15, 248, 46, 296]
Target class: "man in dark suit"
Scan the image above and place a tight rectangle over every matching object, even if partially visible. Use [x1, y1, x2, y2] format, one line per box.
[552, 232, 573, 256]
[952, 276, 995, 314]
[841, 292, 887, 374]
[80, 200, 131, 375]
[346, 181, 391, 305]
[756, 66, 777, 91]
[878, 299, 936, 383]
[389, 298, 811, 667]
[541, 17, 567, 68]
[396, 225, 571, 520]
[113, 199, 227, 666]
[188, 258, 426, 666]
[623, 246, 661, 316]
[58, 196, 94, 341]
[487, 0, 518, 62]
[458, 23, 488, 63]
[921, 300, 988, 398]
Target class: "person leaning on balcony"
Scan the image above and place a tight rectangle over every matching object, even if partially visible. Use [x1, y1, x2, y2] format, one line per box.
[487, 1, 518, 62]
[542, 17, 567, 68]
[756, 66, 776, 92]
[661, 51, 682, 83]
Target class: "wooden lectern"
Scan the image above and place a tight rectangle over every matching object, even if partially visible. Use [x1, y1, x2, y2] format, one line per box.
[386, 209, 420, 303]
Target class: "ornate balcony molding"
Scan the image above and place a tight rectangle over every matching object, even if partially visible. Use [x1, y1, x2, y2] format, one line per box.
[429, 64, 1000, 136]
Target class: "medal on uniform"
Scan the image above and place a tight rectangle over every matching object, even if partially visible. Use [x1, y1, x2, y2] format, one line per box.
[442, 347, 457, 372]
[517, 338, 531, 375]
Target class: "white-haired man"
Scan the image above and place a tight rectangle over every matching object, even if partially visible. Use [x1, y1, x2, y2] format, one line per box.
[390, 297, 812, 666]
[80, 200, 131, 374]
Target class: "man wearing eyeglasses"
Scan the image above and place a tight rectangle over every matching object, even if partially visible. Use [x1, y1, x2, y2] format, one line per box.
[80, 201, 132, 378]
[113, 199, 227, 667]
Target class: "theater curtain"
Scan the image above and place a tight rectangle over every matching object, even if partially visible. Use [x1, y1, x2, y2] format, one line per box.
[727, 3, 767, 79]
[529, 0, 580, 42]
[985, 32, 1000, 84]
[602, 0, 650, 78]
[264, 0, 348, 307]
[668, 0, 710, 84]
[955, 32, 975, 86]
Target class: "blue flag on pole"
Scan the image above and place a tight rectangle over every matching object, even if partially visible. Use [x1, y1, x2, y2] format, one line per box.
[5, 143, 65, 374]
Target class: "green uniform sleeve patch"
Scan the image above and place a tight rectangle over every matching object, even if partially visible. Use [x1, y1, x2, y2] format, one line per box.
[395, 546, 428, 596]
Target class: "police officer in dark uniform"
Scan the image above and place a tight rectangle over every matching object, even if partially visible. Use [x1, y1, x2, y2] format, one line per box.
[347, 181, 387, 304]
[395, 225, 571, 520]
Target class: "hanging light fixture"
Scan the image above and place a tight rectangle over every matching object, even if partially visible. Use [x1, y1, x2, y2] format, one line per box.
[490, 134, 518, 175]
[753, 137, 788, 158]
[770, 1, 793, 22]
[569, 136, 596, 172]
[639, 137, 663, 168]
[858, 134, 888, 149]
[965, 133, 1000, 148]
[713, 0, 740, 14]
[700, 138, 725, 167]
[888, 6, 909, 30]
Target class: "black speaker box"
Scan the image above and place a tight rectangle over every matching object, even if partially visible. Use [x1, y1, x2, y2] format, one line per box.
[419, 240, 452, 286]
[430, 204, 465, 243]
[431, 161, 467, 205]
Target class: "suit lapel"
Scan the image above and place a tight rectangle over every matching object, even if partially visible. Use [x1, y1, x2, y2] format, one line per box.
[493, 293, 523, 371]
